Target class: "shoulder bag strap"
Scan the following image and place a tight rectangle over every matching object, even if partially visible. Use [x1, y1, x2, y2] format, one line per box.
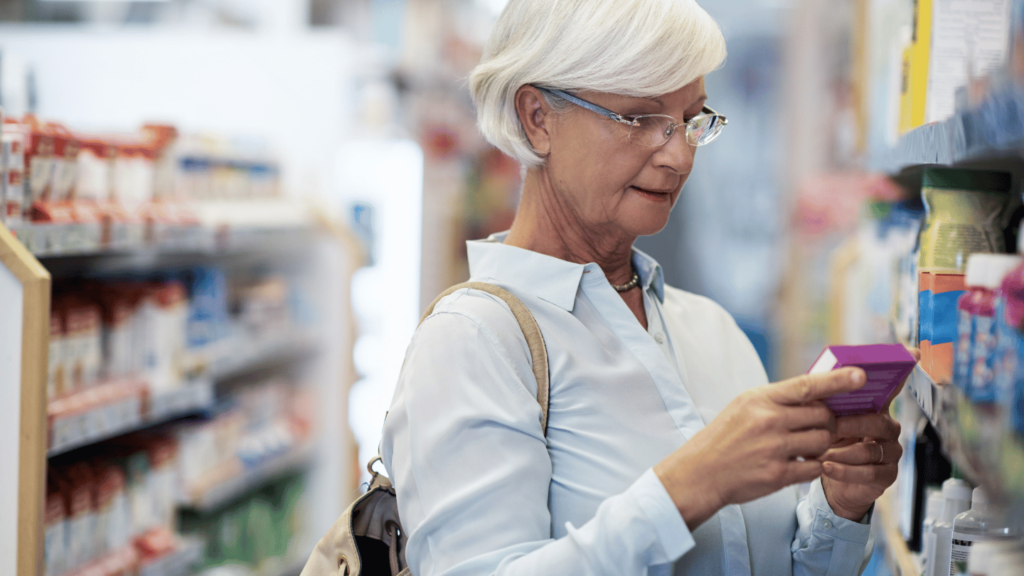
[420, 281, 551, 434]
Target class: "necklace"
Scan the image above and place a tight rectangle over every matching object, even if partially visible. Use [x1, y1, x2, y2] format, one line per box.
[611, 268, 640, 292]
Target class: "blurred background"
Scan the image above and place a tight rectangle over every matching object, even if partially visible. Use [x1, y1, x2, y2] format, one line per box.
[3, 0, 1024, 575]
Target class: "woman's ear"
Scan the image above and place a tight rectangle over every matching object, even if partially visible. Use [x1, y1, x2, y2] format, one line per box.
[515, 85, 553, 157]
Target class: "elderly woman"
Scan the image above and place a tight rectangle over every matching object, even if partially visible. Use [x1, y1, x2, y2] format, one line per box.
[381, 1, 903, 575]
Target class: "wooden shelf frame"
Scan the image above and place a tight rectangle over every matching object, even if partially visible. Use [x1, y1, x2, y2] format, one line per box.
[0, 223, 51, 576]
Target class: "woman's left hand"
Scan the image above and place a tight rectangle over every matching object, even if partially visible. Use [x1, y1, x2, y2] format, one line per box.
[818, 412, 902, 521]
[819, 346, 919, 521]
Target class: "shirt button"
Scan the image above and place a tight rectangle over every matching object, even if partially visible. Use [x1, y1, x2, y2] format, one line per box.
[822, 520, 832, 529]
[654, 333, 665, 344]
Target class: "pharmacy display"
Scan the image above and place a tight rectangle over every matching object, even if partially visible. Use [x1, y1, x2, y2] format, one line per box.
[1, 109, 358, 576]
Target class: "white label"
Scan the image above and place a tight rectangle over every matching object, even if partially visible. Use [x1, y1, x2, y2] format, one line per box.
[951, 532, 984, 575]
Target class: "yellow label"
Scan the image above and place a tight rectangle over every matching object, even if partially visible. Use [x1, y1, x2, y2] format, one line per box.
[899, 0, 932, 133]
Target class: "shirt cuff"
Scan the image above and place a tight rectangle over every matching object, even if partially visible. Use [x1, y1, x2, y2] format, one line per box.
[805, 479, 872, 544]
[631, 468, 695, 561]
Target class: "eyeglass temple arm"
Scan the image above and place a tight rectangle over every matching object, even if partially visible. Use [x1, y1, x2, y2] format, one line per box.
[540, 86, 727, 126]
[536, 87, 630, 123]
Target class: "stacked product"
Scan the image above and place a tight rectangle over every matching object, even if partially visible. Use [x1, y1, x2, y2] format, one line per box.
[45, 435, 183, 576]
[45, 376, 313, 576]
[0, 114, 282, 253]
[917, 167, 1013, 384]
[46, 268, 309, 454]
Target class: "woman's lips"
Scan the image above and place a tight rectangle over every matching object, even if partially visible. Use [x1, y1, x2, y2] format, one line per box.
[630, 185, 675, 198]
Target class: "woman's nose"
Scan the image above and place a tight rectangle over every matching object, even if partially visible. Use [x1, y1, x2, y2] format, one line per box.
[652, 128, 695, 175]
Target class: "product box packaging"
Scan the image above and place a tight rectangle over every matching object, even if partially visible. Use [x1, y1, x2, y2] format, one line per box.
[918, 272, 966, 384]
[808, 344, 918, 416]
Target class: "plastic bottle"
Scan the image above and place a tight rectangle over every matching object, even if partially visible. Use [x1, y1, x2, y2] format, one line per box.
[929, 478, 973, 576]
[951, 488, 1019, 574]
[966, 540, 1024, 576]
[989, 543, 1024, 576]
[997, 234, 1024, 437]
[921, 488, 946, 575]
[958, 255, 1024, 401]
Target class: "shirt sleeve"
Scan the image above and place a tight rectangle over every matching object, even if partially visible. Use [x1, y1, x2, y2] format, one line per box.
[791, 479, 874, 576]
[380, 295, 695, 576]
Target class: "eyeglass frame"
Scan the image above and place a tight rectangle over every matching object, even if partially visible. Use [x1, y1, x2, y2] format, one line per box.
[535, 86, 728, 147]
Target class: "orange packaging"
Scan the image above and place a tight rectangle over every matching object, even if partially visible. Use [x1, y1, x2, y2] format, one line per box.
[920, 272, 934, 375]
[929, 272, 966, 385]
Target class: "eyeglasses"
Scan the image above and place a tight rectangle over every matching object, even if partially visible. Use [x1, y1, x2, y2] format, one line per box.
[537, 87, 728, 148]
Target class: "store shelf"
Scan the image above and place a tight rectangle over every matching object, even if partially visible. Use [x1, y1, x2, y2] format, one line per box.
[47, 378, 214, 457]
[877, 491, 921, 576]
[8, 200, 315, 261]
[872, 88, 1024, 179]
[902, 366, 1024, 522]
[209, 330, 320, 382]
[180, 446, 315, 513]
[46, 328, 315, 457]
[139, 537, 204, 576]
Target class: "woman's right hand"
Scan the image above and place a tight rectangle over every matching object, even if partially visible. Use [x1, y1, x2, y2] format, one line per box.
[653, 368, 867, 529]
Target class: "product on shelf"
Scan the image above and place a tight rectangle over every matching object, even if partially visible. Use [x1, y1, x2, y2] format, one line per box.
[997, 241, 1024, 437]
[920, 487, 945, 567]
[956, 254, 1023, 402]
[1, 123, 26, 226]
[46, 437, 193, 576]
[927, 0, 1014, 123]
[0, 112, 285, 256]
[951, 487, 1020, 573]
[928, 477, 973, 576]
[807, 344, 916, 415]
[920, 272, 969, 383]
[919, 168, 1012, 273]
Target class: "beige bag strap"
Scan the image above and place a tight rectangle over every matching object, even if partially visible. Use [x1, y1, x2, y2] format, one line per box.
[420, 281, 551, 433]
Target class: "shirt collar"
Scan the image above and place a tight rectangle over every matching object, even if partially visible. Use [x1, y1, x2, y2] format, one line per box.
[466, 232, 666, 312]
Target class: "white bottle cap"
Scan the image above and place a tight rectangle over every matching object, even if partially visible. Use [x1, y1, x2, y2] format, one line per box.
[972, 486, 988, 507]
[942, 478, 973, 520]
[965, 254, 1023, 289]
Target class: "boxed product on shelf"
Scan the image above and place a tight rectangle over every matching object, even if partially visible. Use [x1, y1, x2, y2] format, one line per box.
[177, 474, 308, 573]
[1, 123, 26, 226]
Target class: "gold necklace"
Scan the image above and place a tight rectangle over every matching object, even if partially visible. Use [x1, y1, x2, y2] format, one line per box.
[611, 269, 640, 292]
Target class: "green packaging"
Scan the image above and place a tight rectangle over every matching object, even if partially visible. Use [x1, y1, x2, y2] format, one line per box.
[918, 168, 1012, 272]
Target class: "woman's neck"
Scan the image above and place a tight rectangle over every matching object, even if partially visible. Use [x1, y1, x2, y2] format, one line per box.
[503, 169, 636, 286]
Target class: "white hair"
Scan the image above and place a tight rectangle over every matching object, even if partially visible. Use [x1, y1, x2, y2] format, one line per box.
[469, 0, 727, 168]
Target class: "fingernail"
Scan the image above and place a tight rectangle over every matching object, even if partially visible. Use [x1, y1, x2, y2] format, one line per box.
[822, 462, 835, 474]
[851, 370, 865, 385]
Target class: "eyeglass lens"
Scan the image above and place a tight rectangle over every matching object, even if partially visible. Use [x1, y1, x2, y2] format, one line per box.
[628, 114, 724, 147]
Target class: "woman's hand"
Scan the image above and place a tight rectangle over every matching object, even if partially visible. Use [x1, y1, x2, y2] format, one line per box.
[654, 368, 867, 530]
[818, 347, 918, 521]
[818, 413, 901, 521]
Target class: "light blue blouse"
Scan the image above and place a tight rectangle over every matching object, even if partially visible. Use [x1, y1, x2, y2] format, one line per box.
[381, 235, 873, 576]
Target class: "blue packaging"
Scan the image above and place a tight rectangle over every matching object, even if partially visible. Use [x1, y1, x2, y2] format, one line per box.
[955, 305, 974, 390]
[183, 267, 229, 348]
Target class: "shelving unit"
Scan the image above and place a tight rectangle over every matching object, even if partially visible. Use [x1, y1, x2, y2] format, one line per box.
[180, 445, 316, 513]
[2, 202, 362, 576]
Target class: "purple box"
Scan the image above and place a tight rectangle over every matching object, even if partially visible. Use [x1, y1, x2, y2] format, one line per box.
[807, 344, 917, 416]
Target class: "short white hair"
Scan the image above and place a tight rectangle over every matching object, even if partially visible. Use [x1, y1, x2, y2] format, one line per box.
[469, 0, 727, 168]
